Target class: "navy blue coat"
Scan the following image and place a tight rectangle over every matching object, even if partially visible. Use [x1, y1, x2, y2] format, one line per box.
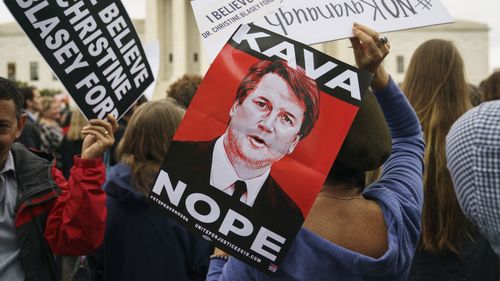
[102, 162, 211, 281]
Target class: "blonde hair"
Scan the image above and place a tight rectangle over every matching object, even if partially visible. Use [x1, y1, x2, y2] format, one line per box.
[66, 109, 88, 141]
[402, 39, 471, 254]
[40, 96, 55, 118]
[116, 99, 184, 195]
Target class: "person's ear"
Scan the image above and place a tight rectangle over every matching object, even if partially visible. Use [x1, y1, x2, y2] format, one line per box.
[15, 114, 28, 139]
[229, 101, 239, 118]
[287, 135, 301, 154]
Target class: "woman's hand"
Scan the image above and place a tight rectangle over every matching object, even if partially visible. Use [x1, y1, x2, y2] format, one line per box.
[350, 23, 390, 91]
[81, 114, 118, 160]
[213, 248, 229, 257]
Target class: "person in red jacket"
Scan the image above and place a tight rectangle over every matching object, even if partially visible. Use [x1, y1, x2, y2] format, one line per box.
[0, 76, 117, 281]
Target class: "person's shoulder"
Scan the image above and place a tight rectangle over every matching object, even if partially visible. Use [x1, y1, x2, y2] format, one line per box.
[11, 142, 51, 164]
[305, 197, 388, 259]
[20, 118, 41, 136]
[22, 118, 36, 128]
[104, 162, 133, 192]
[11, 143, 59, 194]
[343, 199, 388, 258]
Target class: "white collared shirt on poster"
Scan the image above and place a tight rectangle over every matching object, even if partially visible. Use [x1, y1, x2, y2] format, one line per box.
[210, 136, 270, 207]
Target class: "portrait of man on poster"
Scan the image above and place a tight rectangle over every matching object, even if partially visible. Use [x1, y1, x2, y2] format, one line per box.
[165, 59, 320, 230]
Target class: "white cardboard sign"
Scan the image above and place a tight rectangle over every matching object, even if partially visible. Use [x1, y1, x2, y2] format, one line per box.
[192, 0, 454, 63]
[142, 41, 160, 101]
[253, 0, 454, 45]
[191, 0, 282, 63]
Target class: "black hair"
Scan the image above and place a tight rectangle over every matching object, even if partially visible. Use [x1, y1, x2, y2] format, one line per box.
[124, 95, 149, 118]
[0, 77, 24, 120]
[326, 160, 366, 191]
[20, 86, 36, 109]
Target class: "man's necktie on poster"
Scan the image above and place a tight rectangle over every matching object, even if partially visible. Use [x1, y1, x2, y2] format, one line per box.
[232, 180, 247, 203]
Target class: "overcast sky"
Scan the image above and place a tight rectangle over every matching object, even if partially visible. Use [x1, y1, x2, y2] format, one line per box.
[0, 0, 498, 70]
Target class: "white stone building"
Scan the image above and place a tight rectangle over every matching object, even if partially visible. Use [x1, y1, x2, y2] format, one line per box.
[0, 0, 490, 100]
[0, 22, 62, 90]
[324, 19, 490, 85]
[0, 20, 145, 92]
[144, 0, 489, 99]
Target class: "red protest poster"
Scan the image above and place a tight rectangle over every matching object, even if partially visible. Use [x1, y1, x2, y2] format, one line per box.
[150, 23, 372, 274]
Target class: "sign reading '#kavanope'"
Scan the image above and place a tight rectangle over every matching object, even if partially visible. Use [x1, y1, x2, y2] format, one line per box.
[5, 0, 154, 120]
[254, 0, 454, 45]
[191, 0, 282, 64]
[192, 0, 454, 64]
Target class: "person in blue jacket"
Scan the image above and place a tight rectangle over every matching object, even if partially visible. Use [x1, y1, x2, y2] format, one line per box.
[101, 99, 212, 281]
[206, 23, 425, 281]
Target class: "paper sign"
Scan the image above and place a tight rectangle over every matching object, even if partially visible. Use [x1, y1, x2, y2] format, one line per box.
[142, 41, 160, 101]
[254, 0, 454, 45]
[150, 23, 372, 274]
[5, 0, 154, 120]
[191, 0, 282, 63]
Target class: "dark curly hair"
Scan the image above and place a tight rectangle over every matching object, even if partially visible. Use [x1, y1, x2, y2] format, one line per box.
[481, 71, 500, 102]
[166, 74, 203, 109]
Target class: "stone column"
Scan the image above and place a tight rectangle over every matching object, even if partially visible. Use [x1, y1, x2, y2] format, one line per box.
[171, 0, 187, 78]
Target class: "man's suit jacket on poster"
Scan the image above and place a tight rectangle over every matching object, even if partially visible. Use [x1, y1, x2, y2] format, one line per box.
[163, 139, 304, 239]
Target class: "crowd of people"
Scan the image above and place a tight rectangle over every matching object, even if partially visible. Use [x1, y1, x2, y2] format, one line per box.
[1, 23, 499, 281]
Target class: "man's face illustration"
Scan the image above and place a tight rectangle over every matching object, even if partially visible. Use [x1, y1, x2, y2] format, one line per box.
[225, 73, 305, 169]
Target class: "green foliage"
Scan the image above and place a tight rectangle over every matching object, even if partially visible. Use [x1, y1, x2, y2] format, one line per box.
[11, 80, 60, 97]
[40, 88, 59, 97]
[14, 80, 29, 88]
